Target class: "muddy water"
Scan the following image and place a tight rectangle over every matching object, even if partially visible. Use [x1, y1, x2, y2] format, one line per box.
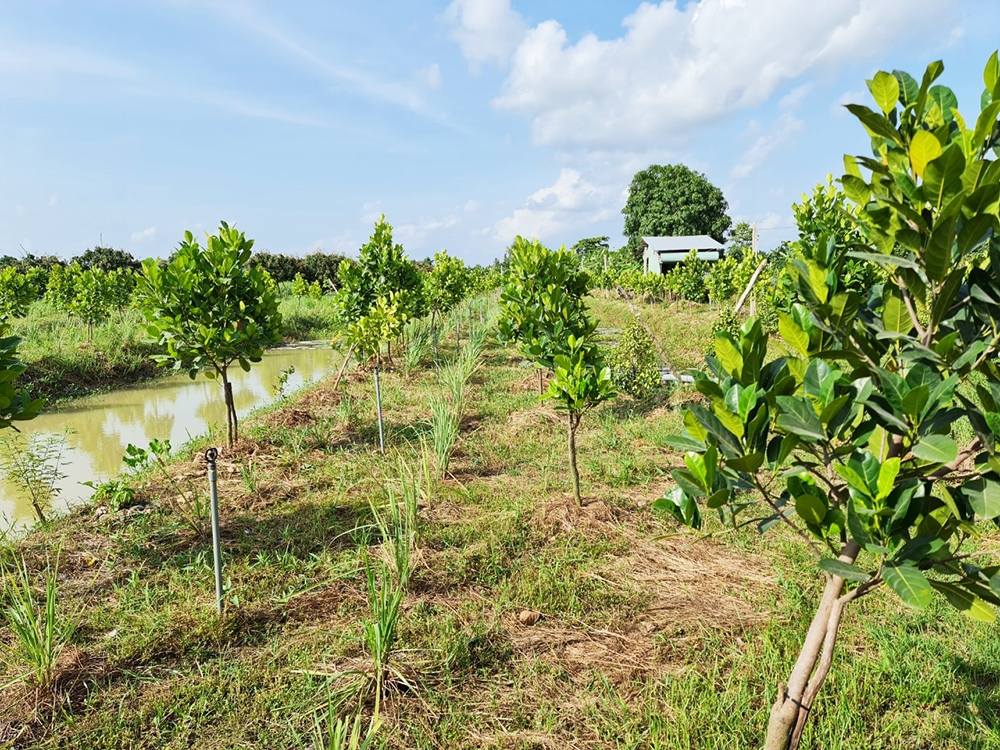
[1, 346, 340, 531]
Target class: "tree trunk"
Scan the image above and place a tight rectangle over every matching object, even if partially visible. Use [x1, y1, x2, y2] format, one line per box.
[455, 317, 460, 358]
[764, 540, 859, 750]
[221, 369, 237, 447]
[373, 365, 385, 455]
[538, 368, 544, 396]
[332, 343, 355, 392]
[568, 413, 582, 506]
[432, 310, 439, 365]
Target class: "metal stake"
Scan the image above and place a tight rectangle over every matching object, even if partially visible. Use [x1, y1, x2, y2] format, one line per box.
[374, 365, 385, 454]
[205, 447, 224, 614]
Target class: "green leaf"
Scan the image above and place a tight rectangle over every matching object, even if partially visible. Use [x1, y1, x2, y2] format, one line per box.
[778, 312, 809, 356]
[818, 558, 870, 583]
[775, 397, 826, 442]
[965, 477, 1000, 519]
[725, 452, 764, 473]
[922, 145, 966, 211]
[909, 130, 942, 179]
[911, 434, 958, 464]
[894, 69, 920, 106]
[868, 71, 900, 115]
[795, 494, 827, 526]
[883, 564, 933, 609]
[986, 51, 1000, 94]
[930, 581, 996, 622]
[845, 104, 903, 145]
[881, 289, 910, 334]
[714, 334, 743, 378]
[876, 457, 900, 500]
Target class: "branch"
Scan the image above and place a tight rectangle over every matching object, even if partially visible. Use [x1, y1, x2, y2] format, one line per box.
[753, 475, 826, 560]
[838, 575, 883, 605]
[896, 278, 927, 343]
[930, 437, 982, 480]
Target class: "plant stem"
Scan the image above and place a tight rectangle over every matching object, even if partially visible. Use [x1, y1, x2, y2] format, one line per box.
[374, 365, 385, 454]
[764, 540, 859, 750]
[568, 412, 582, 506]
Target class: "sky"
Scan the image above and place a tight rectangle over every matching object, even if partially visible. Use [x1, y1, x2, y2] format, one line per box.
[2, 0, 999, 266]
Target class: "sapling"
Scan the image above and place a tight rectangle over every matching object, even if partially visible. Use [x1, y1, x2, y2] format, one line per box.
[137, 222, 283, 447]
[543, 335, 616, 505]
[658, 55, 1000, 749]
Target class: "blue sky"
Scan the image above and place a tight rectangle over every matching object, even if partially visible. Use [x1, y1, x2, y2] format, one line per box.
[2, 0, 999, 265]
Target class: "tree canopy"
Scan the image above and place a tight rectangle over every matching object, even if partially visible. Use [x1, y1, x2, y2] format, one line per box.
[622, 164, 732, 260]
[137, 222, 283, 446]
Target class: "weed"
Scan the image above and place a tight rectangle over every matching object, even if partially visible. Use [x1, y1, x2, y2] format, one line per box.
[123, 439, 206, 533]
[0, 433, 68, 523]
[302, 699, 380, 750]
[273, 365, 296, 399]
[239, 460, 261, 495]
[402, 319, 432, 375]
[429, 395, 460, 478]
[0, 554, 78, 692]
[82, 477, 137, 511]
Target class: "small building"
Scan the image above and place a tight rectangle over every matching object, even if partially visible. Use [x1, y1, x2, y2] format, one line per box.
[642, 235, 724, 275]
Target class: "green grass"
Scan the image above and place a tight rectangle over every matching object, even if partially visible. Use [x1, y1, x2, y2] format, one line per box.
[9, 295, 341, 402]
[1, 296, 998, 749]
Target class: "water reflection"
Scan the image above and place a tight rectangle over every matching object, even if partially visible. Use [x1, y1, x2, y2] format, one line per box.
[1, 347, 338, 530]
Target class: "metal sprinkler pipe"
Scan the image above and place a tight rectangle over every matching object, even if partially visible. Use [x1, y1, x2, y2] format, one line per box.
[205, 447, 224, 614]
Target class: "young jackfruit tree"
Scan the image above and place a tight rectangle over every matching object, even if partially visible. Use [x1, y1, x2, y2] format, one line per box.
[137, 222, 283, 447]
[608, 318, 661, 399]
[657, 55, 1000, 749]
[498, 236, 595, 395]
[500, 237, 615, 504]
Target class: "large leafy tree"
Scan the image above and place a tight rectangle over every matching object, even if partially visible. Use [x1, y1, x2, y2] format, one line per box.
[622, 163, 732, 260]
[137, 222, 283, 447]
[658, 56, 1000, 749]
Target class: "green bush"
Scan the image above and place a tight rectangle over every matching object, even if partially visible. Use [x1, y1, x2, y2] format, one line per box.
[608, 319, 660, 399]
[665, 249, 709, 302]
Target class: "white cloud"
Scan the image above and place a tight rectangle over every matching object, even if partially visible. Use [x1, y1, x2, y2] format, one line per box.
[414, 63, 442, 90]
[0, 40, 139, 81]
[730, 114, 804, 180]
[444, 0, 526, 70]
[49, 194, 58, 207]
[494, 208, 558, 244]
[487, 0, 957, 148]
[131, 227, 157, 242]
[493, 168, 621, 243]
[464, 200, 480, 212]
[779, 84, 812, 111]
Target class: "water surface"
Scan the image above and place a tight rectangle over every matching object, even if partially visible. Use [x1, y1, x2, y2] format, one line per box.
[1, 346, 339, 531]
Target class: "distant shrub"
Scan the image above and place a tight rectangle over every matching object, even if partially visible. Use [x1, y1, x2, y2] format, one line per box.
[665, 249, 709, 302]
[608, 319, 660, 399]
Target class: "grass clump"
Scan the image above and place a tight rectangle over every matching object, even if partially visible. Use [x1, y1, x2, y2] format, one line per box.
[0, 554, 77, 692]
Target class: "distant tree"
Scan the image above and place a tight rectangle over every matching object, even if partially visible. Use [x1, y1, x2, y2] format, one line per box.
[73, 246, 140, 272]
[622, 164, 732, 260]
[572, 236, 610, 261]
[424, 250, 469, 359]
[726, 221, 755, 264]
[252, 252, 300, 284]
[0, 267, 35, 321]
[137, 222, 283, 447]
[300, 251, 346, 288]
[68, 267, 119, 341]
